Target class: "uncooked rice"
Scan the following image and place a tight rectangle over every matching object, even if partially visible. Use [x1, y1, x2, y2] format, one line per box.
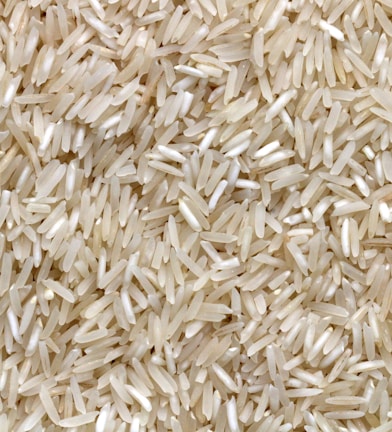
[2, 0, 392, 431]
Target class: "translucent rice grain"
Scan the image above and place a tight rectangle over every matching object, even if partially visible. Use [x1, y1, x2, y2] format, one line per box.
[286, 242, 308, 275]
[253, 140, 280, 158]
[226, 397, 240, 432]
[265, 90, 297, 122]
[319, 19, 345, 41]
[344, 48, 374, 78]
[375, 4, 392, 36]
[59, 412, 99, 428]
[251, 29, 264, 68]
[125, 384, 152, 412]
[178, 198, 202, 232]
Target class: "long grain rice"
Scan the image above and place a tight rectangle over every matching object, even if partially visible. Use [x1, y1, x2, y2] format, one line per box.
[1, 0, 392, 430]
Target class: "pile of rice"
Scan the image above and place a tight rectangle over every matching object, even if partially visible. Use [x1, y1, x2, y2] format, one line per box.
[2, 0, 392, 430]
